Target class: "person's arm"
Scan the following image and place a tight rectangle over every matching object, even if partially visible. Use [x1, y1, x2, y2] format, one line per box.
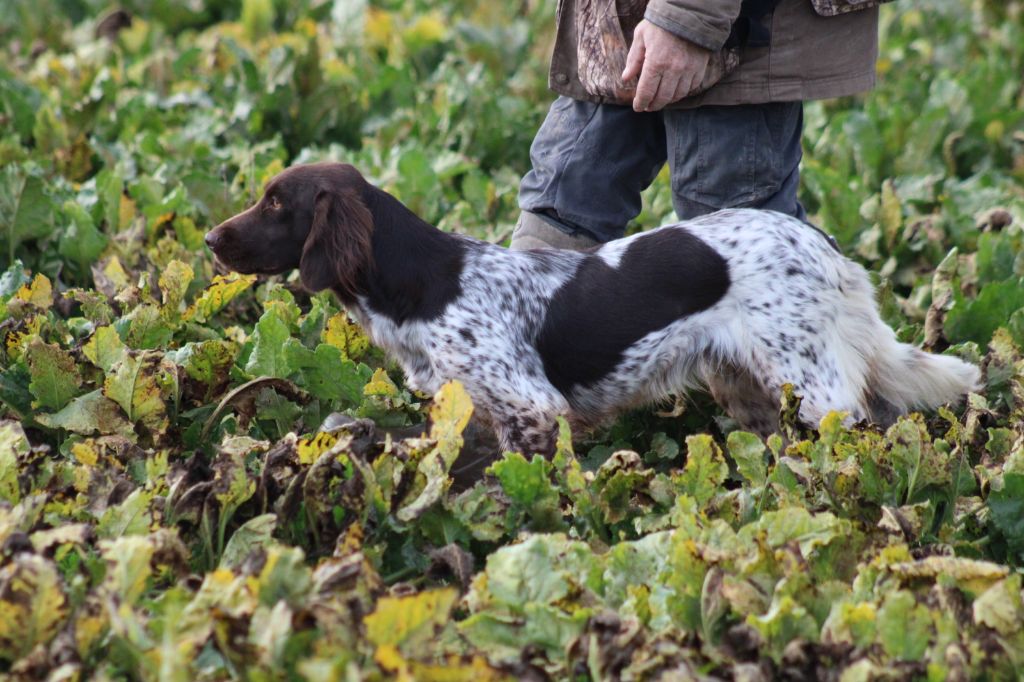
[622, 0, 742, 112]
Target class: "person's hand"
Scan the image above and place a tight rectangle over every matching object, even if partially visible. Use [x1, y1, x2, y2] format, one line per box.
[622, 20, 712, 112]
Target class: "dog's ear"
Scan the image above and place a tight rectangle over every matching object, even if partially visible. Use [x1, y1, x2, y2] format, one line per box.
[300, 188, 374, 295]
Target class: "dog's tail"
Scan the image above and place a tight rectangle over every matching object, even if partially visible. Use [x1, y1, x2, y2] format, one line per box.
[834, 264, 982, 424]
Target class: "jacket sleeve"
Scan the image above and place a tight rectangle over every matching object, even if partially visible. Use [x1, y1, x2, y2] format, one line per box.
[643, 0, 744, 51]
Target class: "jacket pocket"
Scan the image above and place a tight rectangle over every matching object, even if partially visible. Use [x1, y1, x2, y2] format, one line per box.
[575, 0, 740, 104]
[809, 0, 895, 17]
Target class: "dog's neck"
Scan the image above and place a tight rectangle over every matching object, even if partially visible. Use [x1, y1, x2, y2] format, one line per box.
[338, 185, 466, 326]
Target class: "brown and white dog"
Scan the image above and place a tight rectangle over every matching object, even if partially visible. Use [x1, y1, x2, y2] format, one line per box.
[206, 162, 981, 454]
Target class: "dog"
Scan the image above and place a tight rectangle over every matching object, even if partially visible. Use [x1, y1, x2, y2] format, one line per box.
[205, 162, 981, 455]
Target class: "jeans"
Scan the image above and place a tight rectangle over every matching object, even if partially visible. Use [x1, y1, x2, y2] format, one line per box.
[518, 96, 806, 243]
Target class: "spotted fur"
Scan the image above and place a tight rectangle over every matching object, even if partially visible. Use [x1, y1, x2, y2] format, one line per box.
[207, 163, 982, 455]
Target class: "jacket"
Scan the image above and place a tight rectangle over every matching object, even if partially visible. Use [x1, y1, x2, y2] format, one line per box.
[550, 0, 882, 107]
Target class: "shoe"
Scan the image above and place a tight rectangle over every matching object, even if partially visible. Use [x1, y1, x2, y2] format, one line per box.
[508, 211, 600, 251]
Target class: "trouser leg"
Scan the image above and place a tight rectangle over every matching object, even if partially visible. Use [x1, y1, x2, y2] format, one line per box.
[515, 96, 667, 246]
[664, 101, 806, 221]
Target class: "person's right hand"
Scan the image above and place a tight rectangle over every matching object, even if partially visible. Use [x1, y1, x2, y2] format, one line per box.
[622, 20, 712, 112]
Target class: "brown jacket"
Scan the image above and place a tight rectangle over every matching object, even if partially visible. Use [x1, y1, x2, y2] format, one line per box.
[550, 0, 881, 107]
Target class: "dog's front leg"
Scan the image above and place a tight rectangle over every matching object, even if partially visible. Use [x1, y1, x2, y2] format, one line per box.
[494, 412, 559, 458]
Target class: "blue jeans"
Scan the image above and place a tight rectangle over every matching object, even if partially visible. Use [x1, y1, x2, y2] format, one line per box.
[519, 97, 806, 243]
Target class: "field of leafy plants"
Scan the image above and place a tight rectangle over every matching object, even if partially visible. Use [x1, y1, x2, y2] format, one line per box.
[1, 0, 1023, 679]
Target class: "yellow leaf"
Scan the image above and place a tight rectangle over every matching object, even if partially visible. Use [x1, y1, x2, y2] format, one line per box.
[74, 612, 107, 658]
[297, 431, 339, 465]
[71, 441, 99, 466]
[365, 8, 394, 47]
[82, 325, 127, 373]
[259, 158, 286, 186]
[889, 556, 1009, 594]
[4, 316, 42, 361]
[159, 259, 195, 316]
[99, 536, 155, 604]
[322, 312, 370, 360]
[429, 381, 473, 445]
[364, 588, 458, 653]
[118, 194, 136, 231]
[410, 656, 508, 681]
[879, 179, 902, 247]
[101, 256, 131, 289]
[364, 367, 399, 398]
[184, 272, 257, 323]
[14, 273, 53, 310]
[405, 12, 447, 45]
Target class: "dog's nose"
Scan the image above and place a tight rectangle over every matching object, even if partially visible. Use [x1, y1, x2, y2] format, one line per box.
[205, 231, 221, 250]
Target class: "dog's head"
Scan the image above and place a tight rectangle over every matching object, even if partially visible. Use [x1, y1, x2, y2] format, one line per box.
[205, 162, 374, 296]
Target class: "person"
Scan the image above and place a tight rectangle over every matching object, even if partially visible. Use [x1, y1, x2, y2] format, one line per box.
[510, 0, 889, 250]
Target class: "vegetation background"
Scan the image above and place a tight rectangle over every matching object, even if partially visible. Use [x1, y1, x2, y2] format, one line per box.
[1, 0, 1023, 679]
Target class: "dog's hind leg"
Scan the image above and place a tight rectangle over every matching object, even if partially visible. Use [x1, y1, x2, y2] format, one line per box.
[705, 362, 779, 436]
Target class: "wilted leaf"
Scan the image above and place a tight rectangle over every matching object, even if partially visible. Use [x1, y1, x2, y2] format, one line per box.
[221, 513, 277, 568]
[0, 420, 30, 503]
[35, 389, 134, 437]
[0, 555, 67, 661]
[159, 259, 194, 322]
[103, 352, 170, 436]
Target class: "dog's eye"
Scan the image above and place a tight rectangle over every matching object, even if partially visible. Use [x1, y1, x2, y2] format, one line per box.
[267, 195, 282, 210]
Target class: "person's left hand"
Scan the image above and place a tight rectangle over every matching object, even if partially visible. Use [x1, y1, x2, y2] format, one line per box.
[622, 20, 712, 112]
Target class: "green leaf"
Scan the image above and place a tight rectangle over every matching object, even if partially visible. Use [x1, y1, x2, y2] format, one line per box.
[675, 435, 728, 507]
[747, 595, 820, 662]
[58, 200, 107, 271]
[246, 310, 293, 379]
[0, 165, 54, 262]
[489, 452, 562, 530]
[82, 325, 128, 373]
[97, 489, 154, 539]
[945, 278, 1024, 345]
[25, 337, 82, 411]
[122, 304, 175, 350]
[972, 574, 1023, 636]
[989, 473, 1024, 559]
[876, 590, 932, 661]
[727, 430, 767, 486]
[282, 340, 370, 404]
